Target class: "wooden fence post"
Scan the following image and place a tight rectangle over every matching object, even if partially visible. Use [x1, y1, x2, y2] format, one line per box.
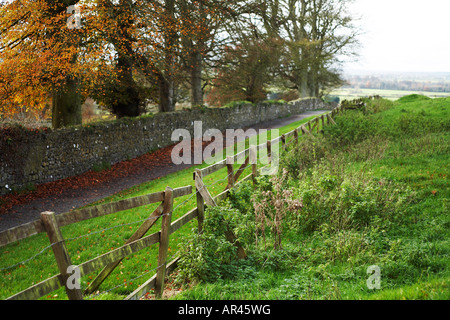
[250, 145, 258, 184]
[40, 211, 83, 300]
[294, 128, 299, 145]
[266, 141, 272, 164]
[194, 169, 205, 234]
[281, 134, 286, 150]
[226, 157, 235, 190]
[155, 187, 174, 299]
[327, 113, 336, 125]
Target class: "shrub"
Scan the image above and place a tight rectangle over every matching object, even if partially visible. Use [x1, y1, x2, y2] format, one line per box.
[176, 203, 255, 283]
[290, 161, 416, 233]
[324, 110, 380, 147]
[362, 97, 394, 114]
[307, 226, 371, 264]
[279, 135, 327, 179]
[229, 180, 254, 215]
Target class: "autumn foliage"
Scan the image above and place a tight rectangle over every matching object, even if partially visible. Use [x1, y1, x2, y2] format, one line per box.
[0, 0, 106, 123]
[0, 0, 358, 126]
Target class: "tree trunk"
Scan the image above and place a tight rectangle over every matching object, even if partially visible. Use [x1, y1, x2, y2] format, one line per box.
[44, 0, 82, 129]
[111, 54, 141, 118]
[109, 0, 141, 118]
[190, 50, 203, 107]
[308, 66, 318, 98]
[52, 76, 82, 129]
[159, 0, 176, 113]
[159, 74, 175, 112]
[298, 67, 309, 98]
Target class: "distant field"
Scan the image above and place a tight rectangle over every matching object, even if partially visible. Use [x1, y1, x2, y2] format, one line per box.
[331, 88, 450, 101]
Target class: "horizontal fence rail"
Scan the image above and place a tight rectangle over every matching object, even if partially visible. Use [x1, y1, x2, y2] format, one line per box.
[0, 186, 192, 248]
[1, 103, 345, 300]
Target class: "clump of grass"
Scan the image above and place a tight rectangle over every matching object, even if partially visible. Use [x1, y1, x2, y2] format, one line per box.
[396, 94, 431, 104]
[91, 161, 111, 172]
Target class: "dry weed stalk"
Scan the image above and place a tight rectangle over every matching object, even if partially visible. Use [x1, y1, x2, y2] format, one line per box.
[253, 169, 302, 250]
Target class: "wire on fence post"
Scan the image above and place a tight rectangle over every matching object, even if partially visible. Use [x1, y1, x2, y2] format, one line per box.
[40, 211, 83, 300]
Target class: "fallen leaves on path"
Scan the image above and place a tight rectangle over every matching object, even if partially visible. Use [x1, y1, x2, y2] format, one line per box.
[0, 143, 176, 215]
[0, 139, 211, 215]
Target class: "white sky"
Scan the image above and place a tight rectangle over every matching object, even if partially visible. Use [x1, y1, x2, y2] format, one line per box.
[344, 0, 450, 73]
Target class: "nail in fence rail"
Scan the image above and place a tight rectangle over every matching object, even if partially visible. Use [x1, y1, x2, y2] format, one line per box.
[2, 104, 345, 300]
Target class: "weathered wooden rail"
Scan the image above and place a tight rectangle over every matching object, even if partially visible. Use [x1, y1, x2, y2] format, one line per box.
[1, 103, 344, 300]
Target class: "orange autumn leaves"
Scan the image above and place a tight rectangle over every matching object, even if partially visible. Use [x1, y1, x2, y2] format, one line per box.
[0, 0, 126, 118]
[0, 0, 86, 118]
[0, 0, 222, 118]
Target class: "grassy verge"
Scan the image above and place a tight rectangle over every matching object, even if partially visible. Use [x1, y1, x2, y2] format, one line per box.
[0, 114, 319, 300]
[172, 95, 449, 300]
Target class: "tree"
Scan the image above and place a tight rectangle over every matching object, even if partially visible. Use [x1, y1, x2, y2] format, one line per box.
[240, 0, 359, 98]
[0, 0, 84, 128]
[178, 0, 209, 107]
[178, 0, 244, 107]
[206, 35, 281, 105]
[89, 0, 146, 118]
[305, 0, 359, 97]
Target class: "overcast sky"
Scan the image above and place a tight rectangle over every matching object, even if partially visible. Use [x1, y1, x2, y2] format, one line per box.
[343, 0, 450, 73]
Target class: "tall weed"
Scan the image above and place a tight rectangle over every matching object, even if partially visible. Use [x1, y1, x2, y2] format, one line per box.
[251, 170, 303, 250]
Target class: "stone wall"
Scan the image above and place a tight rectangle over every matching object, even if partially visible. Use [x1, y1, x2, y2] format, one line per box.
[0, 98, 331, 195]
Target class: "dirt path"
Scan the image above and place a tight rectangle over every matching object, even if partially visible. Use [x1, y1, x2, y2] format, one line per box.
[0, 110, 326, 232]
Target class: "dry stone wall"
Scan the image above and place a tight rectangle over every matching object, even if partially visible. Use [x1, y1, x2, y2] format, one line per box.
[0, 98, 332, 195]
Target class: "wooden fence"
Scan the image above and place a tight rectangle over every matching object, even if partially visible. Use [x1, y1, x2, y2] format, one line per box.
[0, 104, 344, 300]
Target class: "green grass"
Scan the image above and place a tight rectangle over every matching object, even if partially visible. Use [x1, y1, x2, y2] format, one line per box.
[0, 113, 318, 300]
[172, 94, 450, 301]
[3, 95, 449, 301]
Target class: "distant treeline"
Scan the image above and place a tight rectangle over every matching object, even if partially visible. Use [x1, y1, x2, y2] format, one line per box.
[343, 75, 450, 93]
